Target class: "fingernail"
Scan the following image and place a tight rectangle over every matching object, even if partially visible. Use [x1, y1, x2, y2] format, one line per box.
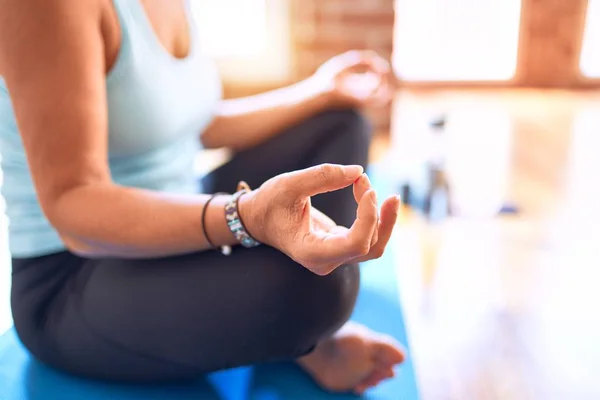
[355, 174, 368, 185]
[344, 165, 364, 179]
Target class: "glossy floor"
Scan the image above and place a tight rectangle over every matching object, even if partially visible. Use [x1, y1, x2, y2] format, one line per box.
[384, 88, 600, 400]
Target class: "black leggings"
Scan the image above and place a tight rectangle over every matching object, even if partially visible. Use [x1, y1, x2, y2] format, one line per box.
[10, 109, 372, 383]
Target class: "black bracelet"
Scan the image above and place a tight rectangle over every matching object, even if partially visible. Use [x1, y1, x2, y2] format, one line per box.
[202, 192, 228, 250]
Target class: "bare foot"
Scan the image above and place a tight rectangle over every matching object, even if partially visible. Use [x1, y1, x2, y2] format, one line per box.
[297, 322, 406, 395]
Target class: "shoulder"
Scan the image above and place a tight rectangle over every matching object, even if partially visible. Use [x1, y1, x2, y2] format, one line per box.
[0, 0, 107, 78]
[0, 0, 104, 31]
[0, 0, 105, 59]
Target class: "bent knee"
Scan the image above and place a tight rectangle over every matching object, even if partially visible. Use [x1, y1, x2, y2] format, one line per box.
[316, 263, 360, 335]
[328, 108, 372, 147]
[281, 263, 360, 350]
[318, 109, 372, 168]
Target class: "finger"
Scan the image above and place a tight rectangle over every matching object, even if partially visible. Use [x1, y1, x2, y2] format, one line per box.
[367, 81, 393, 108]
[336, 50, 367, 71]
[337, 59, 382, 79]
[311, 208, 336, 226]
[335, 50, 392, 80]
[354, 195, 400, 263]
[303, 188, 378, 266]
[353, 174, 372, 204]
[371, 212, 380, 248]
[359, 52, 398, 103]
[352, 175, 379, 247]
[346, 189, 378, 256]
[310, 207, 337, 231]
[284, 164, 363, 198]
[361, 51, 391, 75]
[363, 70, 394, 107]
[328, 226, 348, 235]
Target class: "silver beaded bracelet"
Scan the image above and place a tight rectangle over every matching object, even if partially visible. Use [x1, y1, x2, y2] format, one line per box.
[224, 181, 261, 249]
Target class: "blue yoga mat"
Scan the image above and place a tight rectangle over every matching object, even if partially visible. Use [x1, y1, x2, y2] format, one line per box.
[0, 169, 419, 400]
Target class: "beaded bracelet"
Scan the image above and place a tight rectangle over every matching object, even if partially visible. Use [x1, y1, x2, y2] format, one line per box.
[225, 181, 261, 248]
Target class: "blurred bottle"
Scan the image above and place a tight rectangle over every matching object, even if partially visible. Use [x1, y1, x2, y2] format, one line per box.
[400, 115, 451, 223]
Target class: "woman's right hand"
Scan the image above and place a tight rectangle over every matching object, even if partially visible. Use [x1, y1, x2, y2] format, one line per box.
[238, 164, 400, 275]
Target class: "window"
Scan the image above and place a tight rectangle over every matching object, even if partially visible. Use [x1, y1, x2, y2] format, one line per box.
[393, 0, 522, 81]
[192, 0, 268, 58]
[580, 0, 600, 78]
[190, 0, 291, 83]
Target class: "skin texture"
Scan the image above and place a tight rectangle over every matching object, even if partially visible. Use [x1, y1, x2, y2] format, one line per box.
[0, 0, 404, 393]
[0, 0, 396, 263]
[203, 50, 396, 151]
[241, 165, 401, 276]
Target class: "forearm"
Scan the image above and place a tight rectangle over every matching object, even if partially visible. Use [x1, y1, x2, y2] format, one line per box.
[201, 78, 332, 151]
[48, 183, 241, 259]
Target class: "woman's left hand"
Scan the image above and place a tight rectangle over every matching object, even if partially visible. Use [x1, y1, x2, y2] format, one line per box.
[312, 50, 396, 109]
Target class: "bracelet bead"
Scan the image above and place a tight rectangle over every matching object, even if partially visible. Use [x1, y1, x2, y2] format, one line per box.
[225, 188, 261, 248]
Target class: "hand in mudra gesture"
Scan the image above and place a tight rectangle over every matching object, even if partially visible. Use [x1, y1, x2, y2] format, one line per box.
[313, 50, 396, 109]
[239, 164, 400, 275]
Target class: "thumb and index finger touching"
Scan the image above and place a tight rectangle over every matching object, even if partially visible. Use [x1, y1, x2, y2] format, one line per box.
[283, 164, 364, 198]
[337, 50, 389, 74]
[283, 163, 380, 265]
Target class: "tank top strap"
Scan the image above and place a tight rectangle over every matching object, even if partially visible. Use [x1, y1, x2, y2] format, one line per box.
[110, 0, 152, 46]
[110, 0, 133, 36]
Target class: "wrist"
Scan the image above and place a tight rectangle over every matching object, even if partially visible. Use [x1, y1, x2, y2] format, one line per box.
[236, 189, 264, 244]
[302, 75, 336, 112]
[203, 194, 239, 248]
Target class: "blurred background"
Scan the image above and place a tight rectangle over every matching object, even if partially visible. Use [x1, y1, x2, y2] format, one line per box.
[2, 0, 600, 398]
[188, 0, 600, 398]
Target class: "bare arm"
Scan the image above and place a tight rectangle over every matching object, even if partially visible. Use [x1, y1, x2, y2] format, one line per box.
[201, 79, 333, 151]
[200, 50, 395, 152]
[0, 0, 240, 258]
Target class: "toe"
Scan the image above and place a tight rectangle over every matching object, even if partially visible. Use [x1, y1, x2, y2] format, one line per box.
[353, 366, 395, 394]
[374, 336, 405, 365]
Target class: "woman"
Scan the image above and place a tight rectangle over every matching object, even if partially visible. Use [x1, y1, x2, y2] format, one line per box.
[0, 0, 404, 395]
